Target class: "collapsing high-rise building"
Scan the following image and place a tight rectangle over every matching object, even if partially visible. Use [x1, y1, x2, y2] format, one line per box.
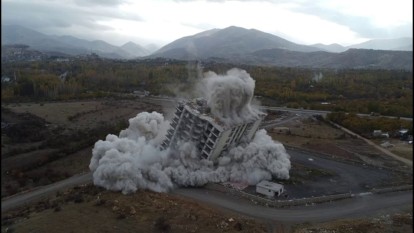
[161, 98, 265, 161]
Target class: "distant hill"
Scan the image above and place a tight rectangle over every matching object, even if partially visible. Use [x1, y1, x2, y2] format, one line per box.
[347, 38, 412, 51]
[309, 38, 413, 53]
[223, 48, 413, 70]
[152, 26, 321, 59]
[150, 26, 412, 70]
[310, 43, 347, 53]
[1, 25, 151, 59]
[54, 35, 132, 58]
[121, 42, 150, 57]
[2, 24, 412, 70]
[145, 43, 161, 54]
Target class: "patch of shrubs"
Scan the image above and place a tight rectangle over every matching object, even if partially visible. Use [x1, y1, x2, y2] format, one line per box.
[154, 216, 171, 232]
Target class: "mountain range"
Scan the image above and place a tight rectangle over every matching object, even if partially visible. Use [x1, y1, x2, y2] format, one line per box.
[2, 25, 155, 59]
[150, 26, 412, 70]
[2, 24, 413, 70]
[311, 38, 413, 53]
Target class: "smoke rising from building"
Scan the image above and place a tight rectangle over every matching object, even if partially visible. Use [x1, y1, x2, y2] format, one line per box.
[201, 68, 262, 126]
[90, 68, 291, 194]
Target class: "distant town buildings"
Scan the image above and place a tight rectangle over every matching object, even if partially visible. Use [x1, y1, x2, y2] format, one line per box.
[1, 44, 75, 63]
[56, 58, 70, 62]
[1, 44, 44, 62]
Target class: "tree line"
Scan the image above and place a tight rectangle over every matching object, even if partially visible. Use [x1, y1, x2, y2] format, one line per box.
[1, 58, 412, 118]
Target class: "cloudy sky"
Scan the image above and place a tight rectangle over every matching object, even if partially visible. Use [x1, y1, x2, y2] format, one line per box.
[2, 0, 412, 47]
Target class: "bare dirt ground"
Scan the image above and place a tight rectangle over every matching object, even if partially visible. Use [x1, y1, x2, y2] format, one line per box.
[292, 211, 413, 233]
[1, 184, 267, 233]
[1, 98, 163, 197]
[268, 115, 412, 171]
[1, 184, 412, 233]
[1, 100, 412, 232]
[2, 102, 410, 199]
[3, 99, 161, 130]
[380, 139, 413, 161]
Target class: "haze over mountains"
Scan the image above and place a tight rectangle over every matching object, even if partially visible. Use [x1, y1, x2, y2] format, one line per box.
[311, 38, 413, 53]
[150, 26, 412, 70]
[153, 26, 412, 57]
[2, 25, 155, 59]
[153, 26, 321, 58]
[2, 24, 412, 70]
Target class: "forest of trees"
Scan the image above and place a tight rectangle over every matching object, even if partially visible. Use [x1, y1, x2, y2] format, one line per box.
[1, 57, 412, 118]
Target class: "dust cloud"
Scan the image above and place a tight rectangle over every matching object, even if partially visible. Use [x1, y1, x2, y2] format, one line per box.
[90, 68, 291, 194]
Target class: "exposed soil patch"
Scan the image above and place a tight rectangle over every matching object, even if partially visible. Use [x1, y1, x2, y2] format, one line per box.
[1, 100, 412, 232]
[270, 116, 412, 171]
[1, 98, 163, 198]
[1, 107, 50, 144]
[387, 139, 413, 161]
[292, 211, 413, 233]
[1, 184, 267, 233]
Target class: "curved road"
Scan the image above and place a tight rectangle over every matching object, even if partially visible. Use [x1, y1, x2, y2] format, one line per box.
[1, 172, 92, 213]
[2, 171, 412, 223]
[2, 97, 412, 221]
[172, 188, 412, 223]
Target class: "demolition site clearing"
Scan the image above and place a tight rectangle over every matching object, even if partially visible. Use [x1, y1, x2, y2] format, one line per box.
[1, 97, 412, 232]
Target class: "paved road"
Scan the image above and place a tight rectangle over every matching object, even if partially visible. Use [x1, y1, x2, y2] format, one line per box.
[1, 172, 92, 213]
[2, 168, 412, 223]
[260, 106, 412, 121]
[3, 96, 411, 219]
[172, 188, 412, 223]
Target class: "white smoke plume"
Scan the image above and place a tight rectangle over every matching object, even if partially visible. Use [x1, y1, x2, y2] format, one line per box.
[90, 69, 291, 194]
[201, 68, 262, 126]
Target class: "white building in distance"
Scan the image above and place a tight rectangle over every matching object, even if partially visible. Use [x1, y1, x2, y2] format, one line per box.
[256, 180, 284, 197]
[161, 98, 265, 161]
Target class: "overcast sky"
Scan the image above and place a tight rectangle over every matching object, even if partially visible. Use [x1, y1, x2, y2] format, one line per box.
[2, 0, 413, 47]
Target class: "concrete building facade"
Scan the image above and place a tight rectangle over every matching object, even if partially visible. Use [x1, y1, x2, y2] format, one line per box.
[161, 98, 264, 161]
